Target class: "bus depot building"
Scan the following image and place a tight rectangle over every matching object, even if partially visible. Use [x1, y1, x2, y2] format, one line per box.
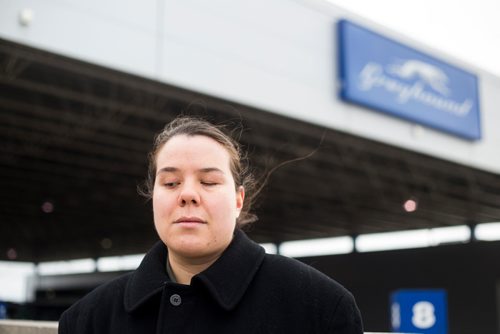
[1, 0, 500, 333]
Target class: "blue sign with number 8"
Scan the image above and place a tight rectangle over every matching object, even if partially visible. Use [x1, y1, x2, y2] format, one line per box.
[390, 289, 447, 334]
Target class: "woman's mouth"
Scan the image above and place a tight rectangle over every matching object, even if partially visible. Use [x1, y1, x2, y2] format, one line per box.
[174, 217, 207, 225]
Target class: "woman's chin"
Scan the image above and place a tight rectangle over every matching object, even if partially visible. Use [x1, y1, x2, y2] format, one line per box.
[167, 238, 216, 259]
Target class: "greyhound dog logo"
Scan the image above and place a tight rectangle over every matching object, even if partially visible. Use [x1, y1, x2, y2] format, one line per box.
[387, 59, 451, 96]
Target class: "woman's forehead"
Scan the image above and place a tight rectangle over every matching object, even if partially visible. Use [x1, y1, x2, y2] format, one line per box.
[156, 135, 232, 169]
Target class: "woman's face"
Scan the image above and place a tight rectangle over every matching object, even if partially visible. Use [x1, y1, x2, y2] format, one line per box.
[152, 134, 244, 261]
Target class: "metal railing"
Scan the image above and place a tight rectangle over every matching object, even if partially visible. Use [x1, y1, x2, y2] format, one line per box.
[0, 320, 58, 334]
[0, 320, 417, 334]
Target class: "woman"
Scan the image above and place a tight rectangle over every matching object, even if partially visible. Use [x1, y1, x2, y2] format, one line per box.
[59, 116, 363, 333]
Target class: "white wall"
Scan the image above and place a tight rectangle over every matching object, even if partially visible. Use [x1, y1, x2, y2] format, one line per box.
[1, 0, 499, 173]
[0, 262, 34, 303]
[0, 0, 159, 77]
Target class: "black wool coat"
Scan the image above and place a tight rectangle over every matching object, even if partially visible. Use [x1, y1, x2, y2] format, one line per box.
[59, 230, 363, 333]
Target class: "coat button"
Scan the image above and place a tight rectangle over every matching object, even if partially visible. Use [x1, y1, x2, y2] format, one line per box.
[170, 294, 182, 306]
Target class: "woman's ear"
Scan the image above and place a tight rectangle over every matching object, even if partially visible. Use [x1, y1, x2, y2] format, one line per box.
[235, 186, 245, 217]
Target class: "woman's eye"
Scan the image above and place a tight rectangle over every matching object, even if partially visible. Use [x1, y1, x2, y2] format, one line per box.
[164, 182, 179, 188]
[201, 181, 217, 186]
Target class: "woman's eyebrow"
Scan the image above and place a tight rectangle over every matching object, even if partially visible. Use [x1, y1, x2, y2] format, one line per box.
[156, 167, 178, 175]
[156, 167, 224, 175]
[198, 167, 224, 174]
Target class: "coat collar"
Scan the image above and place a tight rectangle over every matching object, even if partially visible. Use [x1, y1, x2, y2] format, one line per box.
[124, 229, 265, 312]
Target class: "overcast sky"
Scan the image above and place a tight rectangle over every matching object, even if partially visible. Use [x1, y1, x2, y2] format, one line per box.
[326, 0, 500, 77]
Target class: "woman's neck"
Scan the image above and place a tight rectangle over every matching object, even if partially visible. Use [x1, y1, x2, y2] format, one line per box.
[167, 252, 221, 285]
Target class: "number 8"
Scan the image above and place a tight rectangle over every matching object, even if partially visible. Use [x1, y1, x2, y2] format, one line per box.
[412, 301, 436, 329]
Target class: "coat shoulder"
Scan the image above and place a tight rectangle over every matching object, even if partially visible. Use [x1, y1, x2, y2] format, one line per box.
[68, 272, 131, 310]
[58, 272, 132, 333]
[261, 253, 348, 296]
[258, 254, 363, 333]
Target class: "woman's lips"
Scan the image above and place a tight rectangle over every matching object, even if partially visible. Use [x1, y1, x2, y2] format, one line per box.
[174, 217, 206, 225]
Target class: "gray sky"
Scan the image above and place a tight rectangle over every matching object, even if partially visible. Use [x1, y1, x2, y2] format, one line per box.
[327, 0, 500, 77]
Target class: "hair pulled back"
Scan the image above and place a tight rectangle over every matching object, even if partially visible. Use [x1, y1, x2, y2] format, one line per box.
[139, 116, 257, 227]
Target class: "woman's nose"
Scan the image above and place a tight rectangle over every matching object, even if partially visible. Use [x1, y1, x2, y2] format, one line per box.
[178, 183, 200, 206]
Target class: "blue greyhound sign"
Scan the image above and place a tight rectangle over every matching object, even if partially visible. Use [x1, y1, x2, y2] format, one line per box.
[337, 19, 481, 141]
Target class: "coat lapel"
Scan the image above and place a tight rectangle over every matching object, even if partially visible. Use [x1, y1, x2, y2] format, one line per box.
[124, 229, 265, 313]
[123, 241, 169, 313]
[192, 229, 266, 311]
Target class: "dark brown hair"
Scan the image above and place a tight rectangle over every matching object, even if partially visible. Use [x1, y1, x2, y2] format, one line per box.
[139, 116, 257, 226]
